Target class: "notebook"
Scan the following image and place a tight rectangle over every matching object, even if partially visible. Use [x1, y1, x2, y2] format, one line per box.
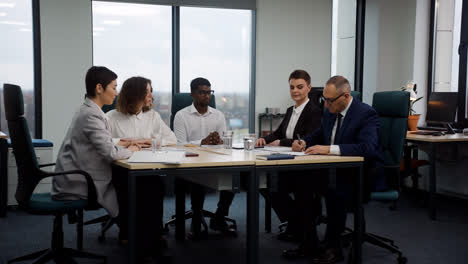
[256, 153, 295, 160]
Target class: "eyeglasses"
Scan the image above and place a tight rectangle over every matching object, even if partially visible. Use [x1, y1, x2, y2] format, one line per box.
[197, 90, 215, 96]
[321, 93, 345, 104]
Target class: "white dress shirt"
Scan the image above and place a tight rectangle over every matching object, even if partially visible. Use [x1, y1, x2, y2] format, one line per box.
[173, 103, 227, 145]
[106, 109, 177, 146]
[330, 97, 353, 155]
[285, 99, 309, 139]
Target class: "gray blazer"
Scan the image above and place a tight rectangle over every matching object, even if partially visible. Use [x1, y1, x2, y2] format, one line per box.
[52, 98, 132, 217]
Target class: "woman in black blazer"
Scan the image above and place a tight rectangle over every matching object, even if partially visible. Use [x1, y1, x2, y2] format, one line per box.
[256, 70, 322, 244]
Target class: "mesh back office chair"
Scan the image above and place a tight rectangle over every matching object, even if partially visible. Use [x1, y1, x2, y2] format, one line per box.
[345, 91, 408, 264]
[163, 93, 237, 233]
[4, 84, 106, 264]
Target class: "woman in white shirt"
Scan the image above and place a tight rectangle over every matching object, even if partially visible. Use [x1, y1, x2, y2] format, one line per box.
[107, 77, 176, 146]
[106, 76, 175, 253]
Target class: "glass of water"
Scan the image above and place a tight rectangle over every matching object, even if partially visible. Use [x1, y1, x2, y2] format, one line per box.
[243, 134, 256, 150]
[222, 130, 234, 149]
[152, 135, 162, 153]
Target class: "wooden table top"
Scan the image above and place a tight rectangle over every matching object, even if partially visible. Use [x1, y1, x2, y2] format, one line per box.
[115, 146, 363, 170]
[406, 131, 468, 142]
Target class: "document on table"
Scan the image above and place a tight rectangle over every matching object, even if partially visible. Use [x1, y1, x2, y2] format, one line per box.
[128, 150, 185, 164]
[257, 146, 307, 156]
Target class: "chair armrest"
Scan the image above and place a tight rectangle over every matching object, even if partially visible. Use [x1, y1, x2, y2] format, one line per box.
[38, 163, 56, 168]
[39, 169, 98, 209]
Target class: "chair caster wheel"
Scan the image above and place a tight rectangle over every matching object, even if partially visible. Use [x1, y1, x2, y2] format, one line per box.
[398, 256, 407, 264]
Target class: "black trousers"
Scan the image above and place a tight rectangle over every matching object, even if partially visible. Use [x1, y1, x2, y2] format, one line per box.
[290, 169, 328, 246]
[190, 182, 235, 216]
[112, 165, 164, 255]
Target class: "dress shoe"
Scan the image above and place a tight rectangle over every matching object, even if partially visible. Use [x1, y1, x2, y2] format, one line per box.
[187, 222, 208, 240]
[209, 216, 237, 237]
[276, 229, 302, 243]
[282, 244, 319, 259]
[311, 247, 344, 264]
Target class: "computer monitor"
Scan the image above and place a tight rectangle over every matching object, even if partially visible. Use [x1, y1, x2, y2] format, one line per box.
[425, 92, 458, 126]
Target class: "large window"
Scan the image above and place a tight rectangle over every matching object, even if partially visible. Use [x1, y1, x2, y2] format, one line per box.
[0, 0, 35, 137]
[431, 0, 468, 126]
[180, 7, 252, 141]
[92, 1, 172, 124]
[92, 2, 253, 140]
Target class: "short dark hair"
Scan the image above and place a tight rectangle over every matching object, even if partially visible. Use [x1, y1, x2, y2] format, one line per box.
[190, 77, 211, 93]
[116, 76, 152, 115]
[326, 75, 351, 93]
[85, 66, 117, 98]
[289, 70, 311, 85]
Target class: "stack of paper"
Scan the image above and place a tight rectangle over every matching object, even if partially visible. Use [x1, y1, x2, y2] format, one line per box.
[128, 151, 185, 164]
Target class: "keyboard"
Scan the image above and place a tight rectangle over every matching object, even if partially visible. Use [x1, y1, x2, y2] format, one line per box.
[417, 126, 446, 131]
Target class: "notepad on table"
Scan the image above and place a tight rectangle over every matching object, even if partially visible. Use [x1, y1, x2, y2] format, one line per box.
[256, 153, 295, 160]
[128, 151, 184, 164]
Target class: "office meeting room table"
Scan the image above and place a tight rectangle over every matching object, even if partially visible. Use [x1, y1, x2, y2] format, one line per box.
[115, 147, 364, 264]
[0, 131, 8, 217]
[115, 147, 257, 264]
[406, 132, 468, 220]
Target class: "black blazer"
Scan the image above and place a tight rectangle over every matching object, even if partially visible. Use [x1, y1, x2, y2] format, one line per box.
[263, 100, 322, 147]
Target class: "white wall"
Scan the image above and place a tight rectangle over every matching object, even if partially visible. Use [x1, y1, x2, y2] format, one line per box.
[255, 0, 332, 132]
[41, 0, 93, 159]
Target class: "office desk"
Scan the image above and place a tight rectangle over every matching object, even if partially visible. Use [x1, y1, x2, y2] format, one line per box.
[115, 148, 364, 264]
[0, 131, 7, 217]
[406, 132, 468, 220]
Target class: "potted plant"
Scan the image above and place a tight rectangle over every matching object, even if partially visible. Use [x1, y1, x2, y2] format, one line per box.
[401, 81, 423, 131]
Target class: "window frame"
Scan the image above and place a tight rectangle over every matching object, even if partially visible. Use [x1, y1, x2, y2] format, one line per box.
[428, 0, 468, 128]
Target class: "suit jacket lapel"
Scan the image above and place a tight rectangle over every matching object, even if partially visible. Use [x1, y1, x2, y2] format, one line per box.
[336, 99, 357, 144]
[281, 107, 293, 136]
[293, 101, 309, 136]
[325, 112, 336, 145]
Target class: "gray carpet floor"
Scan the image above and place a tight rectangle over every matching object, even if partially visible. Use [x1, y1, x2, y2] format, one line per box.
[1, 190, 468, 264]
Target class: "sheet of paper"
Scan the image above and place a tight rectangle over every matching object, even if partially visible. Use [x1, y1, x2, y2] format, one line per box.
[128, 150, 185, 164]
[257, 146, 306, 156]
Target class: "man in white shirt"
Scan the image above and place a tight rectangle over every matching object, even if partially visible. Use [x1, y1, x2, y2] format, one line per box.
[174, 77, 236, 239]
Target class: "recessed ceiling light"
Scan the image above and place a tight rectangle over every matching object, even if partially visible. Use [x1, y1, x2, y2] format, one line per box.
[0, 21, 28, 26]
[103, 20, 121, 25]
[0, 3, 15, 8]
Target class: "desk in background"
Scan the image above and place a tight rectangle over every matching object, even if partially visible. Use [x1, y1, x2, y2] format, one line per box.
[0, 131, 7, 217]
[406, 132, 468, 220]
[115, 147, 364, 264]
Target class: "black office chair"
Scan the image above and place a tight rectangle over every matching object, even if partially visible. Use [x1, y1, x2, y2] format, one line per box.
[4, 83, 106, 264]
[344, 91, 408, 264]
[163, 93, 237, 234]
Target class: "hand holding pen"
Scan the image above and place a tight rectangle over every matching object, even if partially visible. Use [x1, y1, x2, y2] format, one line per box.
[292, 134, 306, 152]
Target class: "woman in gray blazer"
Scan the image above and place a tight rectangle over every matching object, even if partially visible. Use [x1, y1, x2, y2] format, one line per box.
[52, 66, 139, 219]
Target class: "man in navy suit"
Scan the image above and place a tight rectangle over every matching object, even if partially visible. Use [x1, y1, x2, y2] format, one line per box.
[285, 76, 384, 264]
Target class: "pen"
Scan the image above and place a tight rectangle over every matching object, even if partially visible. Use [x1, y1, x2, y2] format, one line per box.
[297, 134, 305, 151]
